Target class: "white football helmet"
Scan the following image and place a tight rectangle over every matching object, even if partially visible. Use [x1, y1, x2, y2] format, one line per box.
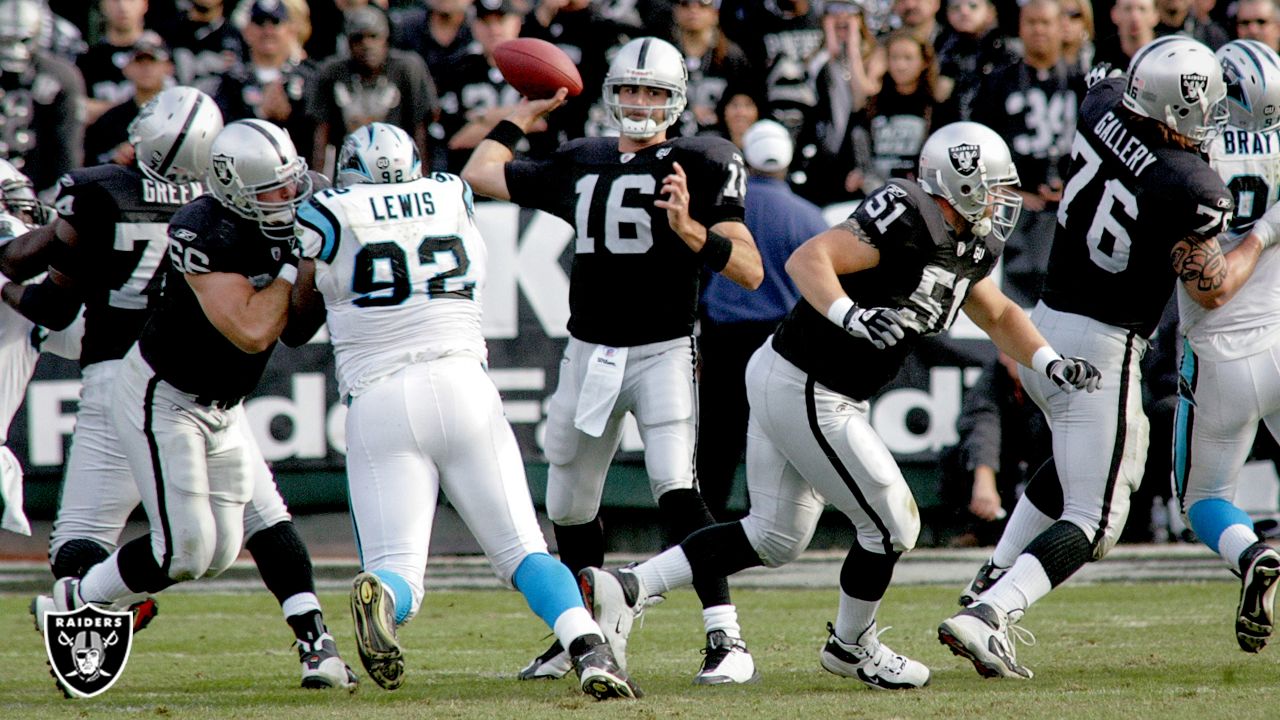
[917, 121, 1022, 242]
[1217, 39, 1280, 134]
[1123, 36, 1228, 145]
[0, 0, 42, 74]
[336, 122, 422, 187]
[603, 37, 688, 139]
[0, 156, 47, 225]
[130, 86, 225, 186]
[206, 119, 312, 240]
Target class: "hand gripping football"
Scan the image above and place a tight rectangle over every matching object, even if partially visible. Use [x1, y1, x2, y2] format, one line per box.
[493, 38, 584, 100]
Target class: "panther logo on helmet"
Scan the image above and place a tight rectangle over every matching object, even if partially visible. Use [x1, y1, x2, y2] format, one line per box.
[948, 144, 980, 176]
[211, 153, 235, 187]
[1181, 73, 1209, 104]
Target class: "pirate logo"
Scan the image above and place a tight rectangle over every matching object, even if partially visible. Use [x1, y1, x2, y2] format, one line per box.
[43, 604, 133, 698]
[949, 143, 980, 176]
[1180, 72, 1208, 104]
[211, 153, 236, 187]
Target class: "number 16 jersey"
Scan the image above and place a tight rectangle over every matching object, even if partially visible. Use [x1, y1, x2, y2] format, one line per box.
[296, 173, 487, 401]
[1041, 78, 1233, 338]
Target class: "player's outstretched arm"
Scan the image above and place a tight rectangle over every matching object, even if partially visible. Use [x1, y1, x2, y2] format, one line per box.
[784, 223, 881, 311]
[281, 259, 327, 348]
[0, 222, 65, 283]
[0, 269, 82, 330]
[461, 88, 568, 202]
[187, 271, 293, 354]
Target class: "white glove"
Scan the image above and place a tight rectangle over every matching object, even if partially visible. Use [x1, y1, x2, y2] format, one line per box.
[1046, 356, 1103, 393]
[828, 297, 906, 349]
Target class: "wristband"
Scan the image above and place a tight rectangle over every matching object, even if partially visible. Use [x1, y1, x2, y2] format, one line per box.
[276, 263, 299, 285]
[826, 296, 856, 328]
[699, 229, 734, 272]
[1031, 346, 1062, 376]
[485, 120, 526, 152]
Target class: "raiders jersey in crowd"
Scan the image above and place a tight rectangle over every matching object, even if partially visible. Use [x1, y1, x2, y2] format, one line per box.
[971, 61, 1084, 189]
[0, 51, 84, 191]
[505, 135, 747, 346]
[139, 195, 296, 404]
[1040, 78, 1233, 337]
[164, 15, 243, 96]
[50, 165, 202, 368]
[212, 59, 318, 163]
[772, 179, 1002, 401]
[433, 51, 522, 173]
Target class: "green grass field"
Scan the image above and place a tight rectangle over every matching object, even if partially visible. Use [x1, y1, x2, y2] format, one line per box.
[2, 582, 1277, 720]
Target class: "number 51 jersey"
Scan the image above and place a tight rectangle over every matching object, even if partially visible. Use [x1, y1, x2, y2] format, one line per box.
[1041, 77, 1233, 337]
[296, 173, 487, 401]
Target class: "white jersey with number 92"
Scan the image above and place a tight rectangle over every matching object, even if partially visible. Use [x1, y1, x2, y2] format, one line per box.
[295, 173, 488, 400]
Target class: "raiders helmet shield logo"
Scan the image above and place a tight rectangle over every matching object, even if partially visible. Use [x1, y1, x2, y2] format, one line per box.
[1180, 73, 1208, 104]
[211, 153, 236, 187]
[949, 143, 980, 176]
[43, 604, 133, 698]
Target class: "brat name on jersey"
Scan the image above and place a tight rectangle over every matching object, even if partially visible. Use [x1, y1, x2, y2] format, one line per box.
[1092, 111, 1159, 176]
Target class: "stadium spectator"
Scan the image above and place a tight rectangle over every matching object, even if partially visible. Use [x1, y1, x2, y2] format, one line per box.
[84, 30, 173, 166]
[390, 0, 473, 75]
[213, 0, 318, 165]
[1060, 0, 1097, 73]
[1233, 0, 1280, 51]
[1093, 0, 1159, 72]
[892, 0, 943, 43]
[696, 120, 824, 520]
[670, 0, 754, 138]
[78, 0, 150, 126]
[935, 0, 1017, 125]
[1155, 0, 1229, 48]
[723, 0, 822, 134]
[865, 30, 940, 184]
[163, 0, 243, 94]
[307, 5, 437, 173]
[706, 82, 762, 149]
[0, 0, 85, 193]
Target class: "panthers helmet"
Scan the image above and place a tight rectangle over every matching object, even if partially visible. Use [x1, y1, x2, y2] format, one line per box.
[917, 121, 1022, 242]
[0, 157, 46, 225]
[206, 119, 312, 240]
[603, 37, 687, 139]
[1217, 39, 1280, 134]
[130, 87, 225, 186]
[1123, 36, 1228, 145]
[0, 0, 42, 74]
[336, 122, 422, 187]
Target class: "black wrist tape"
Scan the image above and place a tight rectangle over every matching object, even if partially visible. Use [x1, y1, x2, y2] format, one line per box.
[699, 229, 733, 272]
[485, 120, 526, 152]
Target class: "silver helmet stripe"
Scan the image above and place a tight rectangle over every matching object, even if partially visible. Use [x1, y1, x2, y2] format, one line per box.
[155, 93, 204, 181]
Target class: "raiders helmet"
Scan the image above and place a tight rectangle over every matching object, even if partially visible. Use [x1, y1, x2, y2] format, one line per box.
[129, 86, 225, 186]
[206, 119, 312, 240]
[917, 121, 1022, 242]
[0, 157, 48, 225]
[336, 122, 422, 187]
[1123, 36, 1228, 145]
[603, 37, 688, 140]
[1217, 39, 1280, 134]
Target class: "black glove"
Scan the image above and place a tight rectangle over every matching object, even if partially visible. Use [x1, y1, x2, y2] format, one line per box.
[1046, 356, 1102, 392]
[842, 306, 907, 349]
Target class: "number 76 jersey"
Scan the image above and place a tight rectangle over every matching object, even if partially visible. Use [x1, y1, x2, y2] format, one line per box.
[1040, 78, 1234, 338]
[295, 173, 488, 401]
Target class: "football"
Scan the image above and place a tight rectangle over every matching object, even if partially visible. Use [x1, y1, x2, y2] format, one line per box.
[493, 38, 584, 100]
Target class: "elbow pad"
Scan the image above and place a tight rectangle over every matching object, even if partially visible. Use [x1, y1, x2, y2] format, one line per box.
[17, 281, 81, 330]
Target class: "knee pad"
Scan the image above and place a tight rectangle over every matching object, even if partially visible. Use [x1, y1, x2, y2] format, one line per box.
[1025, 520, 1092, 587]
[50, 538, 111, 579]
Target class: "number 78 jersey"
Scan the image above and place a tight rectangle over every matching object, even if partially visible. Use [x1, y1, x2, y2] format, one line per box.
[295, 173, 488, 401]
[1041, 78, 1233, 338]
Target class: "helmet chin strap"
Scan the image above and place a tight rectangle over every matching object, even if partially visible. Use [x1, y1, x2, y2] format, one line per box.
[971, 217, 993, 238]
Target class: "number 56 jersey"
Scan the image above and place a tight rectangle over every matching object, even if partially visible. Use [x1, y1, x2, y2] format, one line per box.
[296, 173, 487, 401]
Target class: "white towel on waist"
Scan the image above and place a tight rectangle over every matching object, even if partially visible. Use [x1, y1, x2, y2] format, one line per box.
[1, 446, 31, 536]
[573, 345, 628, 437]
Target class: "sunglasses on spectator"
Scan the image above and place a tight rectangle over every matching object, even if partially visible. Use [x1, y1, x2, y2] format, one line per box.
[1238, 17, 1272, 26]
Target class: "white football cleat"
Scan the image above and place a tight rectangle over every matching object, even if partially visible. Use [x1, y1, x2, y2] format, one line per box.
[695, 630, 760, 685]
[519, 639, 572, 680]
[578, 567, 643, 670]
[938, 602, 1034, 679]
[821, 622, 930, 689]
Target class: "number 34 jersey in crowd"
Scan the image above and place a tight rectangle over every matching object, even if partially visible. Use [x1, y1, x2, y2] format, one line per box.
[1041, 78, 1233, 337]
[295, 173, 487, 401]
[504, 135, 748, 347]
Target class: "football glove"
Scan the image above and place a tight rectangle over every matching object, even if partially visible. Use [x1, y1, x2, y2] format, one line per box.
[842, 306, 907, 349]
[1046, 356, 1102, 393]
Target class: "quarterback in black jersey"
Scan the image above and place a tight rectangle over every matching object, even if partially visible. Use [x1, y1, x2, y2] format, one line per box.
[942, 37, 1272, 682]
[26, 116, 358, 692]
[464, 36, 765, 684]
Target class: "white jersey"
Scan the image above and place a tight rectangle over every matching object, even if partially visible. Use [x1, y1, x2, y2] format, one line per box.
[1180, 127, 1280, 361]
[296, 174, 488, 400]
[0, 214, 38, 444]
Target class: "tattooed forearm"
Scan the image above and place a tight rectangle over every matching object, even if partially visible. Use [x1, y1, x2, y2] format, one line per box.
[834, 218, 874, 246]
[1171, 235, 1227, 292]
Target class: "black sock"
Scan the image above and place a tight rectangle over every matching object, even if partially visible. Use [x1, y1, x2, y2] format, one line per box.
[117, 536, 177, 594]
[1025, 520, 1092, 587]
[552, 518, 604, 575]
[246, 521, 316, 605]
[680, 520, 762, 608]
[839, 543, 899, 601]
[287, 609, 326, 645]
[51, 539, 111, 579]
[660, 489, 734, 608]
[568, 633, 604, 658]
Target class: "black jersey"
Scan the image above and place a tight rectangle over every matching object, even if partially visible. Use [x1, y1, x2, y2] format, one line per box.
[52, 165, 203, 368]
[434, 51, 522, 173]
[505, 135, 748, 346]
[772, 179, 1002, 401]
[971, 61, 1084, 188]
[1040, 78, 1233, 337]
[139, 195, 294, 403]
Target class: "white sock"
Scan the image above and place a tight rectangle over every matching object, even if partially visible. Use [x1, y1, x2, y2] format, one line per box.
[834, 591, 880, 643]
[702, 604, 741, 638]
[78, 554, 131, 605]
[982, 553, 1053, 615]
[1218, 524, 1260, 569]
[633, 546, 694, 597]
[992, 497, 1056, 568]
[282, 592, 321, 620]
[553, 606, 602, 649]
